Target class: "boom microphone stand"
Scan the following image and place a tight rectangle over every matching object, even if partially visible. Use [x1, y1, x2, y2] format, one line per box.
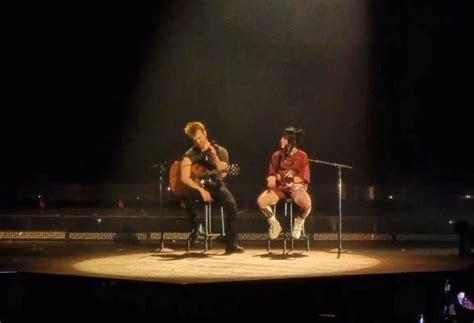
[309, 158, 352, 258]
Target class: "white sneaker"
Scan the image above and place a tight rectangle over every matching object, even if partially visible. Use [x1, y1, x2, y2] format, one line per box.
[268, 218, 282, 240]
[292, 217, 305, 239]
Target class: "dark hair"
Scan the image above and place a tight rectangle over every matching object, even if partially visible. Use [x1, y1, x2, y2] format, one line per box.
[283, 126, 304, 147]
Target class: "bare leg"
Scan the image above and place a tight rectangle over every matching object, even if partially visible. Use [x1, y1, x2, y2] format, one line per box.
[290, 189, 312, 219]
[257, 189, 281, 218]
[290, 189, 312, 239]
[257, 189, 283, 239]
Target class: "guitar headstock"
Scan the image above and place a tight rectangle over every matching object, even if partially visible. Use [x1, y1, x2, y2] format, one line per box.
[226, 163, 240, 176]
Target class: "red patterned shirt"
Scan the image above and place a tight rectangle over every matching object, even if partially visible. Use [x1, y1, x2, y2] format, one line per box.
[268, 149, 310, 192]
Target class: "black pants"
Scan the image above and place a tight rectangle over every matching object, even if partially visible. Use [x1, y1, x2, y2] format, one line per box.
[183, 183, 238, 247]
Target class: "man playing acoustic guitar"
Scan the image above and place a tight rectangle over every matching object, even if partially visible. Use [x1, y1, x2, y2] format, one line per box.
[257, 127, 312, 240]
[179, 121, 244, 254]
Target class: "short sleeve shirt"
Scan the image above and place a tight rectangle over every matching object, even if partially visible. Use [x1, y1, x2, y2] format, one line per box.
[183, 145, 229, 183]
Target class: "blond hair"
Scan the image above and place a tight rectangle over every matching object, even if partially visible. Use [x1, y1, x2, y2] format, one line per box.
[184, 121, 206, 137]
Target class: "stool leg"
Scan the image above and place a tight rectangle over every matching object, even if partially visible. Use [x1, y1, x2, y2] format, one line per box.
[208, 204, 212, 235]
[290, 201, 294, 251]
[207, 203, 210, 251]
[283, 201, 287, 254]
[186, 237, 190, 253]
[221, 207, 225, 236]
[205, 203, 210, 235]
[290, 201, 293, 232]
[267, 239, 270, 252]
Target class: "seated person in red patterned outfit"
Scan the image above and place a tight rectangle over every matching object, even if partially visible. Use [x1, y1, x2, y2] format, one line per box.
[257, 127, 312, 240]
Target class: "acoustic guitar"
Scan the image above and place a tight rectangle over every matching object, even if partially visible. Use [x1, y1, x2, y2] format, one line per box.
[169, 160, 240, 196]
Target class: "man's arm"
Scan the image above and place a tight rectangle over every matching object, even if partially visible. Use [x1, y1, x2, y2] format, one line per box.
[180, 157, 212, 202]
[209, 146, 228, 171]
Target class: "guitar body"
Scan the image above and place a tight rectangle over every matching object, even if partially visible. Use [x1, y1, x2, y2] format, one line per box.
[169, 161, 216, 196]
[169, 160, 240, 196]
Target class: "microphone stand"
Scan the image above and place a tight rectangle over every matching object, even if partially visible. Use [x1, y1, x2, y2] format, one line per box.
[150, 161, 170, 253]
[309, 158, 352, 258]
[158, 163, 166, 251]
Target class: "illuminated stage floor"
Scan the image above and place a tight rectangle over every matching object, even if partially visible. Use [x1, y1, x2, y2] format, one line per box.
[2, 241, 474, 322]
[1, 241, 472, 284]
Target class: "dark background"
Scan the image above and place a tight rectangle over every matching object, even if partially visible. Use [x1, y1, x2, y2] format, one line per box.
[2, 1, 473, 206]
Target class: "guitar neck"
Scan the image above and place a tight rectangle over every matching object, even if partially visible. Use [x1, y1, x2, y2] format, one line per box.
[191, 169, 225, 179]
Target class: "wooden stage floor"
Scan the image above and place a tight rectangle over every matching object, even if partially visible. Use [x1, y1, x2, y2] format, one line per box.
[2, 241, 474, 322]
[1, 240, 473, 284]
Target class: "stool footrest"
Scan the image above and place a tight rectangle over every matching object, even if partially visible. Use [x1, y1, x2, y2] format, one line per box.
[267, 232, 310, 254]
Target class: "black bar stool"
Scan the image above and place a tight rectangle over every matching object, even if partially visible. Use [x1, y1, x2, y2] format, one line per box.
[267, 198, 310, 254]
[186, 202, 225, 253]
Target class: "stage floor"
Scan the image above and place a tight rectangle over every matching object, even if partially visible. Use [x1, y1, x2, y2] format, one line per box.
[1, 241, 473, 284]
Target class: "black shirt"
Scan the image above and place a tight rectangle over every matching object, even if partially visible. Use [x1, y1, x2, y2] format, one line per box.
[183, 144, 229, 184]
